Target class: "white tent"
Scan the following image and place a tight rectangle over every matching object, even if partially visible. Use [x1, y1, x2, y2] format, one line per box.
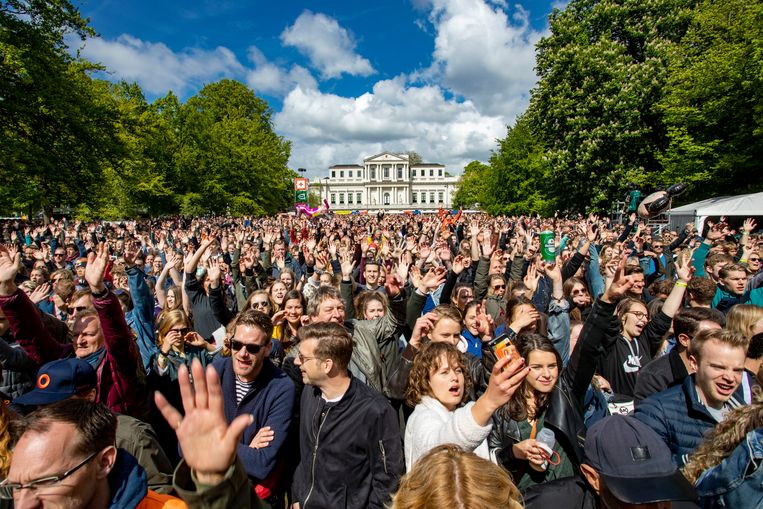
[668, 191, 763, 231]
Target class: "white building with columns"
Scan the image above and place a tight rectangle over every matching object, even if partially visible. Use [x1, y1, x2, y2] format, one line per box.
[310, 152, 459, 211]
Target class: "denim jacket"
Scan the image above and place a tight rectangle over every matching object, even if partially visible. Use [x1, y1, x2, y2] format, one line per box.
[695, 429, 763, 508]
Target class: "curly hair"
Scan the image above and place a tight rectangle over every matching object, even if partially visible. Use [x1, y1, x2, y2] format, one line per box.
[389, 444, 523, 509]
[405, 342, 472, 408]
[0, 403, 12, 478]
[683, 388, 763, 484]
[502, 333, 562, 422]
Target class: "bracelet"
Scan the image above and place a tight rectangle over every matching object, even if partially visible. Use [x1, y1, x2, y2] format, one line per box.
[740, 259, 748, 264]
[675, 281, 688, 288]
[91, 287, 110, 299]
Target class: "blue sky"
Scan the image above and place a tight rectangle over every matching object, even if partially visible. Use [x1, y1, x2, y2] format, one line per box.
[74, 0, 563, 179]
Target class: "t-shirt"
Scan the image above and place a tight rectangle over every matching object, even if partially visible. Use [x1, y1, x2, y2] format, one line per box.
[235, 378, 257, 405]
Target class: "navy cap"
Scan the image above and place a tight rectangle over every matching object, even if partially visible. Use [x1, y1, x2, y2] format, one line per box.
[14, 358, 97, 406]
[584, 415, 697, 504]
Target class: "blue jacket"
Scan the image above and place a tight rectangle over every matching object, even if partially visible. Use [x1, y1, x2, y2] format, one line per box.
[108, 449, 149, 508]
[695, 429, 763, 509]
[126, 266, 159, 374]
[633, 375, 746, 467]
[212, 355, 295, 482]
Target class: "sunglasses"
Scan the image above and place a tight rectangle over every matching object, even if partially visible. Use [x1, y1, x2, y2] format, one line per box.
[68, 305, 88, 314]
[230, 339, 265, 355]
[492, 285, 505, 291]
[251, 301, 270, 308]
[54, 253, 65, 257]
[749, 257, 761, 262]
[171, 328, 190, 336]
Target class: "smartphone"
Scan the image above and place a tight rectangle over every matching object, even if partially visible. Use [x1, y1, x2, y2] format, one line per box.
[489, 333, 519, 362]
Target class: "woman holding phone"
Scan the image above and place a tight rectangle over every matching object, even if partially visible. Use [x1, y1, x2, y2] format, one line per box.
[404, 341, 528, 471]
[488, 257, 634, 492]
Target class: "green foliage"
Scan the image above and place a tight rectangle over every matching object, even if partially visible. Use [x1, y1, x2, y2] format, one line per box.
[658, 0, 763, 201]
[0, 5, 293, 218]
[405, 151, 423, 165]
[454, 117, 552, 215]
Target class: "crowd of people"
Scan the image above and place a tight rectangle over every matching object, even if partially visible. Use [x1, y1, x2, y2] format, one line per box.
[0, 210, 760, 509]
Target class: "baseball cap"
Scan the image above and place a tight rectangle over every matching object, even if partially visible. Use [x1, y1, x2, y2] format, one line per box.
[14, 358, 97, 406]
[584, 415, 697, 504]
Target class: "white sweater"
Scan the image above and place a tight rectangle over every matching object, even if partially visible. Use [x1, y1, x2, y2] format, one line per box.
[404, 395, 492, 471]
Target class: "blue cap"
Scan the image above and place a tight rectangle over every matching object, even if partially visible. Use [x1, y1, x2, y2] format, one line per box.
[14, 358, 97, 406]
[584, 415, 696, 504]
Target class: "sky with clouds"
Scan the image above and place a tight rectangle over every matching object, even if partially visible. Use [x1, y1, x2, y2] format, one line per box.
[74, 0, 560, 180]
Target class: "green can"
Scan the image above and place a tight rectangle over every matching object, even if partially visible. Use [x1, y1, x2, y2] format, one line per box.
[539, 230, 555, 262]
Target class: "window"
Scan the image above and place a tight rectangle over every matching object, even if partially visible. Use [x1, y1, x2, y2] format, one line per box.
[438, 191, 444, 203]
[438, 169, 443, 177]
[412, 169, 416, 177]
[383, 193, 390, 205]
[383, 167, 390, 179]
[348, 170, 352, 178]
[370, 168, 376, 179]
[339, 193, 345, 205]
[356, 193, 362, 204]
[430, 192, 435, 203]
[412, 192, 417, 203]
[330, 193, 336, 205]
[397, 167, 403, 179]
[429, 169, 434, 177]
[421, 193, 426, 204]
[331, 170, 336, 178]
[340, 170, 344, 178]
[348, 193, 353, 204]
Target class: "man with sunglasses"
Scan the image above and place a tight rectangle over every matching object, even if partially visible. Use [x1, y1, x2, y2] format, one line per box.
[212, 308, 295, 507]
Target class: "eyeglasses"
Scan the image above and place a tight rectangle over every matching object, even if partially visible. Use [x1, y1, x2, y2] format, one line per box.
[652, 245, 664, 249]
[54, 253, 65, 257]
[628, 311, 649, 320]
[297, 352, 320, 364]
[0, 449, 100, 499]
[571, 289, 589, 295]
[230, 339, 265, 355]
[492, 285, 505, 291]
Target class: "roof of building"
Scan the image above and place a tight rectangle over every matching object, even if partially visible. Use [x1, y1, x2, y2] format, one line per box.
[363, 151, 409, 162]
[411, 163, 445, 167]
[328, 164, 363, 169]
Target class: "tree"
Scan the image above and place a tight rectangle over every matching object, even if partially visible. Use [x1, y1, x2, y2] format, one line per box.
[529, 0, 696, 212]
[174, 80, 294, 215]
[454, 161, 489, 209]
[405, 151, 423, 166]
[658, 0, 763, 201]
[0, 0, 123, 220]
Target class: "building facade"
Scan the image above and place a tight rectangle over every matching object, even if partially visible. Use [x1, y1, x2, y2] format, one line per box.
[309, 152, 459, 211]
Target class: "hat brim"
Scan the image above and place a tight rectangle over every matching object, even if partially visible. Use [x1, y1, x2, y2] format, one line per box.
[601, 471, 697, 504]
[13, 389, 73, 406]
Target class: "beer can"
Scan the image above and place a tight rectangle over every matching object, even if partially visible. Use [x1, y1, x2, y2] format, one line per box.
[539, 230, 555, 262]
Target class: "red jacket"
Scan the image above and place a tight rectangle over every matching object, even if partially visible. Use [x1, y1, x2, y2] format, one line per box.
[0, 289, 148, 419]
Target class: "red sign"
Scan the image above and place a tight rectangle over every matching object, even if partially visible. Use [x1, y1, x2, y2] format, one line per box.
[294, 178, 308, 191]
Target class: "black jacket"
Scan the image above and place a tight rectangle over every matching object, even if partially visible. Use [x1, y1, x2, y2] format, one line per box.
[633, 347, 688, 402]
[291, 375, 404, 509]
[489, 298, 613, 477]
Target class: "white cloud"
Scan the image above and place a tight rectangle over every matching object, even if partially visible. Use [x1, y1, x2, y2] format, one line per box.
[275, 78, 506, 178]
[280, 10, 375, 79]
[419, 0, 544, 116]
[245, 47, 317, 97]
[76, 34, 245, 96]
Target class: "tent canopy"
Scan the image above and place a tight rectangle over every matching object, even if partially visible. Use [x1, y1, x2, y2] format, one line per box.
[668, 191, 763, 231]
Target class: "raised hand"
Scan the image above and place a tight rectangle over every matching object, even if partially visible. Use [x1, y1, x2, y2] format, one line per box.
[523, 264, 540, 295]
[123, 241, 139, 267]
[602, 255, 635, 303]
[207, 257, 222, 285]
[29, 282, 52, 304]
[452, 254, 467, 275]
[742, 218, 757, 234]
[674, 251, 694, 283]
[85, 242, 109, 293]
[340, 251, 355, 279]
[384, 274, 404, 298]
[155, 361, 253, 485]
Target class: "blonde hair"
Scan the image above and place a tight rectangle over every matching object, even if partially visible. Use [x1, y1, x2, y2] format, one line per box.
[683, 389, 763, 484]
[156, 309, 191, 346]
[389, 444, 523, 509]
[0, 403, 11, 477]
[725, 304, 763, 340]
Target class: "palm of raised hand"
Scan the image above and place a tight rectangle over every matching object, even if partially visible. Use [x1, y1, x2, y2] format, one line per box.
[0, 246, 19, 282]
